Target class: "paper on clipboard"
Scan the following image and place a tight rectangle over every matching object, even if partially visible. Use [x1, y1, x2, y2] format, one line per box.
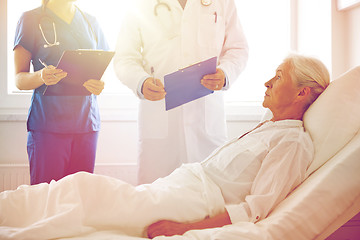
[43, 50, 114, 96]
[164, 57, 217, 111]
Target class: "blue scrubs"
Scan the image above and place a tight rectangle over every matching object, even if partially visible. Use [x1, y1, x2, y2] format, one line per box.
[14, 7, 109, 184]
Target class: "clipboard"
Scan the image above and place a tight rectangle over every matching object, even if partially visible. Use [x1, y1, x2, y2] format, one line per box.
[164, 56, 217, 111]
[43, 50, 115, 96]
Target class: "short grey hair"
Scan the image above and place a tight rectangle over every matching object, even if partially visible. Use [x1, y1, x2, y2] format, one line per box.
[284, 54, 330, 110]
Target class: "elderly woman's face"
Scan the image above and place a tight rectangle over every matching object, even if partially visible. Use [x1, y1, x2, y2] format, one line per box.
[263, 62, 300, 113]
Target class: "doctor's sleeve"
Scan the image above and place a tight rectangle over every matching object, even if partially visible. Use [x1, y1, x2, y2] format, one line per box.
[113, 13, 150, 98]
[225, 137, 313, 223]
[217, 0, 249, 89]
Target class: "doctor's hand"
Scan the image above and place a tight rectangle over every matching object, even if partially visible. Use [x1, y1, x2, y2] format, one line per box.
[41, 66, 67, 86]
[147, 220, 190, 239]
[142, 78, 166, 101]
[83, 79, 105, 95]
[201, 68, 225, 91]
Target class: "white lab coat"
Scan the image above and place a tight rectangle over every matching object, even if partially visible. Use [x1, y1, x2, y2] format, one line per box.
[114, 0, 248, 184]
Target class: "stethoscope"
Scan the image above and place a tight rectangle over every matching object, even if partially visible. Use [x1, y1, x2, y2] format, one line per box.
[38, 6, 98, 48]
[154, 0, 212, 16]
[38, 19, 59, 48]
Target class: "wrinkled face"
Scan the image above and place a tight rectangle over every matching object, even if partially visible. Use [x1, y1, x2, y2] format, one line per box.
[262, 62, 300, 113]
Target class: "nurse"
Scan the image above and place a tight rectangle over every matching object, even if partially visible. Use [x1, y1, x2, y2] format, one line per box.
[114, 0, 249, 184]
[14, 0, 109, 184]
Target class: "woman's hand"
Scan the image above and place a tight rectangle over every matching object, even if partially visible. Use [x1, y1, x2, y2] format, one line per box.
[147, 211, 232, 239]
[14, 45, 68, 90]
[40, 66, 67, 86]
[83, 79, 105, 95]
[147, 220, 190, 239]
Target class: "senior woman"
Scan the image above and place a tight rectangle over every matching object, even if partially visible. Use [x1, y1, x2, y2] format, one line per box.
[0, 54, 330, 239]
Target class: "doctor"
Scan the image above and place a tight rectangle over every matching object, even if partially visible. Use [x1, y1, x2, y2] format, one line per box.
[114, 0, 248, 184]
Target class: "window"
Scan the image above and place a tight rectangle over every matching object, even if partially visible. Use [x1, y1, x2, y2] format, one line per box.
[4, 0, 138, 111]
[228, 0, 291, 103]
[1, 0, 331, 116]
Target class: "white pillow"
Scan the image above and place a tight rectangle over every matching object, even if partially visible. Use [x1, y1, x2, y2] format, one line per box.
[304, 66, 360, 175]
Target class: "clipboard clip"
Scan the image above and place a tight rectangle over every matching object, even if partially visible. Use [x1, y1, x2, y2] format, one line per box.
[179, 61, 204, 72]
[77, 49, 104, 51]
[178, 57, 217, 72]
[76, 49, 105, 55]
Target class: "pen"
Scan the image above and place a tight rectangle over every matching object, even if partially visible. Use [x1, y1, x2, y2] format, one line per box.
[39, 58, 49, 68]
[39, 59, 56, 95]
[214, 12, 217, 23]
[39, 59, 57, 78]
[151, 66, 156, 85]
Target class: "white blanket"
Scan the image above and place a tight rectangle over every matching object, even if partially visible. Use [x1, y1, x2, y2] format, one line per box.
[0, 164, 226, 240]
[1, 132, 359, 240]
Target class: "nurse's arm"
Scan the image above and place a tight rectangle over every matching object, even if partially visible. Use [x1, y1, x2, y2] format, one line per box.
[147, 210, 231, 238]
[14, 45, 66, 90]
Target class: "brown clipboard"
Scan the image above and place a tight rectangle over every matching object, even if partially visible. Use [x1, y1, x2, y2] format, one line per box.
[43, 50, 114, 96]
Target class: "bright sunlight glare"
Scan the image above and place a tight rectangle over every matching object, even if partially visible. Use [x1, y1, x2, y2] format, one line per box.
[7, 0, 291, 101]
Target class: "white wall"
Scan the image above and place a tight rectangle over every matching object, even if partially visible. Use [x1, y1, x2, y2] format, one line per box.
[297, 0, 332, 72]
[332, 0, 360, 77]
[346, 4, 360, 68]
[0, 113, 260, 191]
[0, 114, 259, 167]
[0, 117, 140, 165]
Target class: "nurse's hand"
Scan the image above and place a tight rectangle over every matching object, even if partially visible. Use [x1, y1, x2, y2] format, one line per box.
[201, 68, 225, 91]
[142, 78, 166, 101]
[83, 79, 105, 95]
[41, 66, 67, 86]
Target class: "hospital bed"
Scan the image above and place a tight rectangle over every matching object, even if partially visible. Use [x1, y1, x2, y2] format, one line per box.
[86, 65, 360, 240]
[1, 65, 360, 239]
